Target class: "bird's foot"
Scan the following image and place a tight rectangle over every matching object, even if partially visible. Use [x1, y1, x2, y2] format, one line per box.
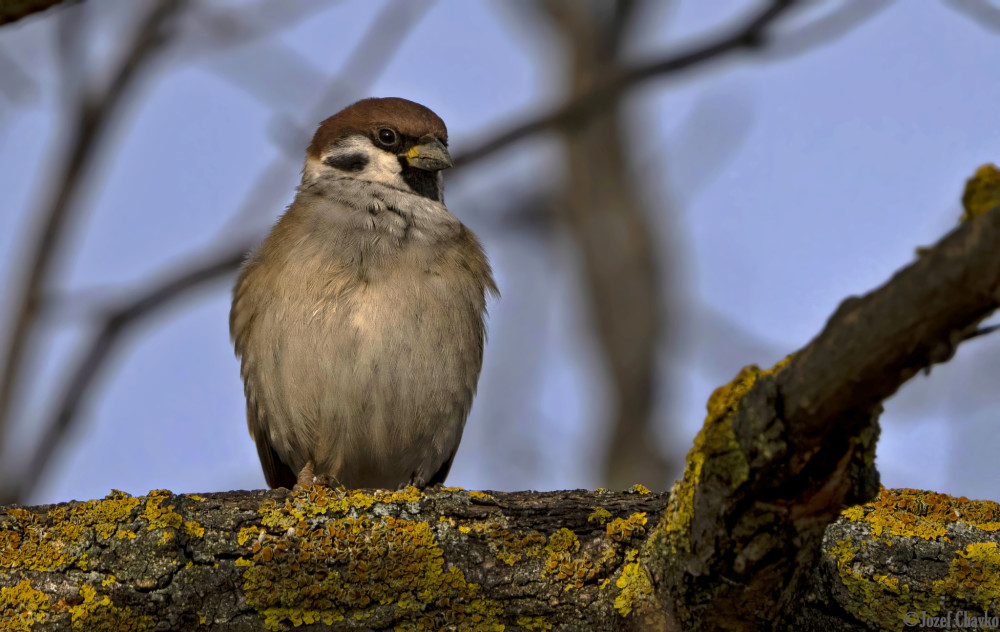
[292, 460, 336, 490]
[401, 473, 426, 490]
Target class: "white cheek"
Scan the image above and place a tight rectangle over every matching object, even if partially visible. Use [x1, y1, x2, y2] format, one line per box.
[303, 157, 325, 182]
[364, 149, 406, 187]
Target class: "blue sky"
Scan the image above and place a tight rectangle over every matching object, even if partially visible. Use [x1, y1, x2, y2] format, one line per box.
[1, 0, 998, 504]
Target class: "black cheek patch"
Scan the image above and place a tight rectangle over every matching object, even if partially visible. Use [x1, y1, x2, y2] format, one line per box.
[324, 153, 369, 172]
[398, 158, 442, 201]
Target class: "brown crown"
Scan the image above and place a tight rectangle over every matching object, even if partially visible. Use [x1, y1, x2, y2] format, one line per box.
[307, 97, 448, 158]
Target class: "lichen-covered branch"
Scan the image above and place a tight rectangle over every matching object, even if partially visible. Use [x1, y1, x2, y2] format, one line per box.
[0, 486, 670, 631]
[2, 486, 1000, 631]
[644, 171, 1000, 629]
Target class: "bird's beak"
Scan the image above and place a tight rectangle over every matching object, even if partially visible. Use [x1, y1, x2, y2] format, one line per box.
[401, 137, 453, 171]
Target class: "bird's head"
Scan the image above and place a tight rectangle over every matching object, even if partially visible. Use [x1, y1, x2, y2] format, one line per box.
[303, 97, 452, 202]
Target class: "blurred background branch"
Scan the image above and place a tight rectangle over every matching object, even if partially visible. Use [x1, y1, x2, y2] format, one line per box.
[0, 0, 436, 503]
[0, 0, 76, 26]
[0, 0, 187, 500]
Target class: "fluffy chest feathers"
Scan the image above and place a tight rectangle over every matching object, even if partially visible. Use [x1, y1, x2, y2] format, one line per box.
[231, 179, 495, 488]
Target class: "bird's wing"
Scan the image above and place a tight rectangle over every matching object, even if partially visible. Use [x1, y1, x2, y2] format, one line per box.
[427, 448, 457, 487]
[248, 402, 296, 489]
[231, 261, 297, 489]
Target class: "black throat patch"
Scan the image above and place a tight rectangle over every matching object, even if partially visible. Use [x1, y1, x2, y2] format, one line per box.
[398, 159, 442, 201]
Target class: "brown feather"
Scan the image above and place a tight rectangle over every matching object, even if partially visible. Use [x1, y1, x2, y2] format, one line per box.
[307, 97, 448, 159]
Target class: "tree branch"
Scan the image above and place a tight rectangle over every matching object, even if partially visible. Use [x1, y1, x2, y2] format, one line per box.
[0, 0, 76, 27]
[0, 0, 186, 483]
[653, 203, 1000, 628]
[452, 0, 802, 169]
[1, 246, 251, 504]
[942, 0, 1000, 34]
[1, 485, 998, 630]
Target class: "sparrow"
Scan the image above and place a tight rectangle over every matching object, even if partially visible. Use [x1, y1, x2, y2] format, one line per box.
[230, 97, 497, 490]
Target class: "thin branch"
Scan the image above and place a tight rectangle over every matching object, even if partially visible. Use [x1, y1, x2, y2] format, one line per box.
[453, 0, 886, 170]
[4, 246, 250, 503]
[0, 0, 76, 26]
[759, 0, 893, 59]
[263, 0, 438, 163]
[782, 208, 1000, 440]
[0, 0, 186, 472]
[942, 0, 1000, 33]
[963, 323, 1000, 341]
[452, 0, 802, 168]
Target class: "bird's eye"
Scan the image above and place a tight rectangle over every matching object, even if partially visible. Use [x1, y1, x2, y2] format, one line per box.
[377, 128, 398, 146]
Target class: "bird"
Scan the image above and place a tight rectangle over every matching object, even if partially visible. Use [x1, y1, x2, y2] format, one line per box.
[230, 97, 497, 490]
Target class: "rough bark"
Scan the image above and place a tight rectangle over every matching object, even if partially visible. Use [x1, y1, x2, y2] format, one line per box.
[2, 486, 1000, 631]
[0, 487, 672, 631]
[651, 177, 1000, 630]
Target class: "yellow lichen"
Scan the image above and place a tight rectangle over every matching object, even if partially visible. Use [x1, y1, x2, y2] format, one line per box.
[829, 502, 1000, 631]
[840, 488, 1000, 542]
[1, 490, 142, 571]
[937, 542, 1000, 611]
[468, 491, 492, 500]
[961, 164, 1000, 221]
[0, 579, 49, 631]
[606, 513, 647, 542]
[545, 528, 579, 557]
[588, 507, 612, 524]
[614, 550, 653, 617]
[183, 521, 205, 538]
[516, 615, 553, 630]
[141, 489, 183, 533]
[663, 357, 792, 552]
[630, 484, 651, 495]
[239, 499, 504, 631]
[238, 526, 261, 546]
[540, 528, 607, 589]
[463, 520, 546, 566]
[258, 485, 424, 532]
[69, 584, 154, 631]
[841, 505, 865, 522]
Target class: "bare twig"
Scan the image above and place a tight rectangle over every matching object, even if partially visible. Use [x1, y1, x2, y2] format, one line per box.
[0, 45, 37, 104]
[0, 0, 76, 27]
[760, 0, 893, 58]
[452, 0, 803, 168]
[942, 0, 1000, 33]
[264, 0, 438, 163]
[963, 323, 1000, 341]
[4, 246, 250, 502]
[0, 0, 187, 474]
